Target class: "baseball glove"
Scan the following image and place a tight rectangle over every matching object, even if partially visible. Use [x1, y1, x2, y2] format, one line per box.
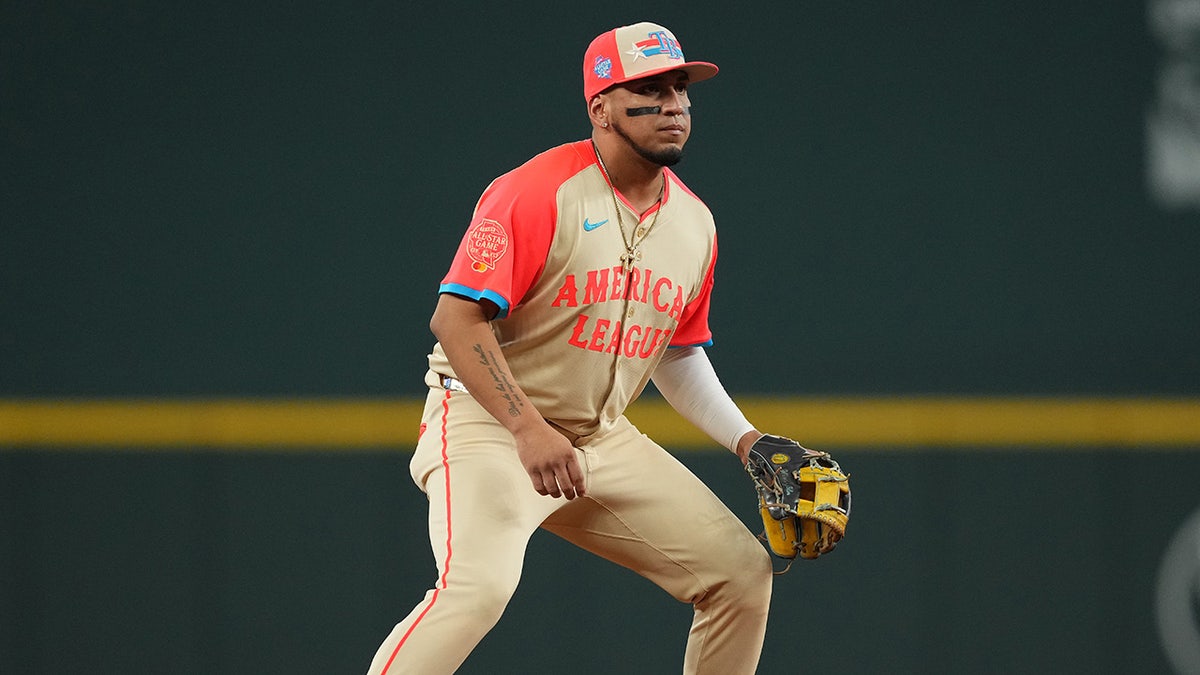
[745, 434, 851, 572]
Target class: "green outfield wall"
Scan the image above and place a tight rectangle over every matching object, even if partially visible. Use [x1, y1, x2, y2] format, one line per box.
[3, 448, 1200, 674]
[3, 1, 1197, 398]
[3, 2, 1200, 674]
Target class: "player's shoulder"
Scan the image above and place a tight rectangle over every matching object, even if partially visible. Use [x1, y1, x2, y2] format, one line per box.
[474, 141, 593, 219]
[496, 140, 594, 191]
[664, 168, 708, 208]
[664, 168, 716, 224]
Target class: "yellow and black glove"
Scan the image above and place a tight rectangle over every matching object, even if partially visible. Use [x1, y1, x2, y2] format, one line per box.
[745, 434, 851, 573]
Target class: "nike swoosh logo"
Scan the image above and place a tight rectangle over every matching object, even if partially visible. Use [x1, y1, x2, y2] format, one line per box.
[583, 218, 608, 232]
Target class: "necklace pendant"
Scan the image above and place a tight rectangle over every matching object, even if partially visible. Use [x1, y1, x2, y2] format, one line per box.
[620, 249, 636, 271]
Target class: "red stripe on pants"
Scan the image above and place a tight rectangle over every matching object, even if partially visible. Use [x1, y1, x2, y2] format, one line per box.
[381, 390, 454, 674]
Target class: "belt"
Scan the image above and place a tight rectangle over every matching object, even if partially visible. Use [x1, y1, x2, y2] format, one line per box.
[439, 375, 469, 393]
[436, 374, 582, 446]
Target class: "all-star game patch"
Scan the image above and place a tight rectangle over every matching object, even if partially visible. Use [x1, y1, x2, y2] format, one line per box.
[594, 55, 613, 80]
[466, 218, 509, 272]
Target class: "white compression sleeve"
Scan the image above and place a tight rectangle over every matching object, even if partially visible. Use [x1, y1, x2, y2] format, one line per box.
[651, 346, 756, 453]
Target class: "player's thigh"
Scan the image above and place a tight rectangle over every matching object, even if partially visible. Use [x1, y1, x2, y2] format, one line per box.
[543, 422, 766, 594]
[411, 390, 560, 579]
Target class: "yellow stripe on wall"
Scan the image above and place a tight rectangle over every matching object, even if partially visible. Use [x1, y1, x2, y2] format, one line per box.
[0, 399, 427, 450]
[0, 397, 1198, 450]
[629, 397, 1200, 448]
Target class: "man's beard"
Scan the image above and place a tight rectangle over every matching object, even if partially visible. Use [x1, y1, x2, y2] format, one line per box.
[611, 120, 684, 167]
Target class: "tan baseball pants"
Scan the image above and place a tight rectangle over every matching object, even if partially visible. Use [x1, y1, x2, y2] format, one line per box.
[366, 382, 773, 675]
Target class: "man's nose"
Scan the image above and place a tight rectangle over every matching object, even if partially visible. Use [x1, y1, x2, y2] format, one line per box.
[661, 89, 688, 115]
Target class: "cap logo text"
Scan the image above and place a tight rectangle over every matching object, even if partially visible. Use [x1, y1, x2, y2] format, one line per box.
[628, 31, 683, 61]
[593, 55, 613, 80]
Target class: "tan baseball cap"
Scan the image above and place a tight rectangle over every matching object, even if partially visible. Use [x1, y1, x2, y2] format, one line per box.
[583, 22, 719, 101]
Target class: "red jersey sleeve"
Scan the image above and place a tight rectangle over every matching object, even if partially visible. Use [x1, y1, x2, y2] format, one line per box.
[439, 170, 557, 318]
[670, 233, 717, 347]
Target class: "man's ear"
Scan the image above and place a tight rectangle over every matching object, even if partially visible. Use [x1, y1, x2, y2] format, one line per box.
[588, 94, 609, 128]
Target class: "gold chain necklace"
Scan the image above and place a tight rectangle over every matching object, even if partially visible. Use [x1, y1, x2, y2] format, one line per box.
[593, 141, 664, 272]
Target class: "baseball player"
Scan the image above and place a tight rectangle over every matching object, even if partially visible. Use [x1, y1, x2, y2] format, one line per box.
[367, 22, 788, 675]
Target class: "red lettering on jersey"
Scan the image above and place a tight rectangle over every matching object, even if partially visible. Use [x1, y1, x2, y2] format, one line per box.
[584, 269, 609, 304]
[652, 277, 673, 312]
[640, 328, 665, 358]
[567, 315, 590, 348]
[610, 265, 625, 300]
[655, 329, 673, 356]
[552, 275, 579, 307]
[564, 316, 672, 360]
[589, 318, 611, 352]
[556, 266, 685, 317]
[622, 325, 642, 357]
[605, 320, 623, 353]
[668, 285, 685, 321]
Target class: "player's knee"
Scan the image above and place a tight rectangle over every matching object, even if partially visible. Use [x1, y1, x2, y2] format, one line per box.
[744, 540, 773, 582]
[748, 551, 773, 605]
[448, 571, 521, 624]
[457, 591, 508, 629]
[692, 545, 772, 623]
[721, 523, 771, 572]
[739, 543, 773, 585]
[717, 533, 773, 604]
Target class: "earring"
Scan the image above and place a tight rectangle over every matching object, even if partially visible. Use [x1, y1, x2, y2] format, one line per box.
[602, 121, 609, 128]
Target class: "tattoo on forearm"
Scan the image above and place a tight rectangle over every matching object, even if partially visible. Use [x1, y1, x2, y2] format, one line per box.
[473, 344, 489, 365]
[471, 343, 525, 417]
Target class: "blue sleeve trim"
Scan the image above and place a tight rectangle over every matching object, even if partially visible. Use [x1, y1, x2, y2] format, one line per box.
[439, 283, 512, 318]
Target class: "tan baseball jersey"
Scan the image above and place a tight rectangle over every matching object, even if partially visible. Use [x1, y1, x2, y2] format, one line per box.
[428, 139, 718, 438]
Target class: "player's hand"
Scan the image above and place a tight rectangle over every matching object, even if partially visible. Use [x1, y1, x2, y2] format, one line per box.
[512, 422, 586, 500]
